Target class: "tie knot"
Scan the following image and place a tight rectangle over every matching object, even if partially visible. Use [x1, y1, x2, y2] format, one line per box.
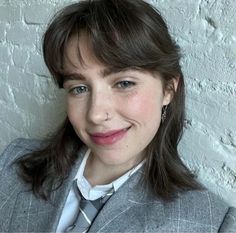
[73, 179, 114, 208]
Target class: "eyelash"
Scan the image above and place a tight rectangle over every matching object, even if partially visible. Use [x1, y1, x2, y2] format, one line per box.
[115, 80, 136, 89]
[69, 85, 89, 95]
[67, 80, 136, 96]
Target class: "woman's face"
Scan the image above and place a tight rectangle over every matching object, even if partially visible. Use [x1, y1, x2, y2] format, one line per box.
[63, 34, 173, 173]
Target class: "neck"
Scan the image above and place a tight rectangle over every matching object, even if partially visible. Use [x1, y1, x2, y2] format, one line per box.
[84, 153, 141, 187]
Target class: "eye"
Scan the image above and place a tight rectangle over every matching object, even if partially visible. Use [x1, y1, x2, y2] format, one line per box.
[69, 85, 89, 95]
[116, 80, 135, 89]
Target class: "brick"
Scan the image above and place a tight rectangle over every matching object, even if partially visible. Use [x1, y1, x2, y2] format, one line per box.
[0, 62, 8, 79]
[12, 47, 29, 69]
[0, 105, 26, 131]
[0, 81, 13, 103]
[8, 66, 35, 94]
[0, 6, 20, 22]
[27, 52, 50, 76]
[13, 87, 43, 116]
[0, 45, 10, 64]
[0, 23, 7, 42]
[6, 22, 37, 46]
[24, 4, 55, 25]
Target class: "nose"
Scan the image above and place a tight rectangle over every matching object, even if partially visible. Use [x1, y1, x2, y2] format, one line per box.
[87, 90, 113, 124]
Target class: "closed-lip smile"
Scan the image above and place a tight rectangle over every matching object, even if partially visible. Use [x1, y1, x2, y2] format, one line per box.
[89, 127, 131, 145]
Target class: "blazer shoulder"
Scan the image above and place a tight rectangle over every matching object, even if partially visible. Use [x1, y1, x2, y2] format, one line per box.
[219, 207, 236, 233]
[0, 138, 46, 171]
[162, 189, 230, 232]
[179, 189, 229, 209]
[181, 189, 229, 217]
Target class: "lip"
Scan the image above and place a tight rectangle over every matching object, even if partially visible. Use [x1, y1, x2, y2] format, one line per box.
[89, 127, 130, 145]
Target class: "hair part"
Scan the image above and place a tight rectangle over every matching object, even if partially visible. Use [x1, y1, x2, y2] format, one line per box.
[17, 0, 202, 200]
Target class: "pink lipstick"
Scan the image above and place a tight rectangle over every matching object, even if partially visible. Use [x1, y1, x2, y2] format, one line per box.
[90, 128, 130, 145]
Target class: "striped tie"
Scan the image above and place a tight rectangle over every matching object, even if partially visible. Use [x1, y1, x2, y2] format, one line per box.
[66, 180, 114, 233]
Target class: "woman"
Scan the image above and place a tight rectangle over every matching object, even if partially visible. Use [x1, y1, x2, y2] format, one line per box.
[0, 0, 235, 232]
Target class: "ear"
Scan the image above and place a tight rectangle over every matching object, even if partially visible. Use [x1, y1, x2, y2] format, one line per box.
[162, 76, 179, 106]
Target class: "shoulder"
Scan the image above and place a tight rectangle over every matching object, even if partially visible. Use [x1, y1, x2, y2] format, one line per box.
[0, 138, 46, 171]
[177, 189, 228, 213]
[160, 189, 230, 232]
[219, 207, 236, 233]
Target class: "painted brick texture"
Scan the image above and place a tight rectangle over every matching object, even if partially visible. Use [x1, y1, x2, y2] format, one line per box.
[0, 0, 235, 206]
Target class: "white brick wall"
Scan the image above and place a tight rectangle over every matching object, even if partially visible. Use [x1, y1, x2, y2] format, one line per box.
[0, 0, 235, 206]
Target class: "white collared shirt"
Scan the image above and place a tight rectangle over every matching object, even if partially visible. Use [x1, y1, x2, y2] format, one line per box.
[56, 149, 144, 232]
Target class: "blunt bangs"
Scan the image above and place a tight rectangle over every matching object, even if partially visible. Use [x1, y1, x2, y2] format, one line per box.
[43, 0, 182, 88]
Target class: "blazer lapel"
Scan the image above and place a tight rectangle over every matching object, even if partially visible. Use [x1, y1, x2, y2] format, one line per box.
[89, 170, 165, 233]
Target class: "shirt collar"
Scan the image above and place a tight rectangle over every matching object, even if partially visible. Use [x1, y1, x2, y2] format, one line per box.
[75, 149, 145, 200]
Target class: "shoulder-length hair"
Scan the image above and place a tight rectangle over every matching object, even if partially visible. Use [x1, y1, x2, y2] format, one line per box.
[17, 0, 201, 200]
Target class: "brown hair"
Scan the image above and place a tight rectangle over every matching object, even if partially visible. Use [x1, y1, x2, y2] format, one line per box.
[17, 0, 201, 200]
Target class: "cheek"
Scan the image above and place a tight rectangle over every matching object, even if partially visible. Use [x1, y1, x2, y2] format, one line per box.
[67, 100, 84, 125]
[125, 91, 163, 150]
[124, 91, 163, 123]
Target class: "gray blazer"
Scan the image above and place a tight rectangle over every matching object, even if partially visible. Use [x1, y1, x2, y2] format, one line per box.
[0, 138, 235, 232]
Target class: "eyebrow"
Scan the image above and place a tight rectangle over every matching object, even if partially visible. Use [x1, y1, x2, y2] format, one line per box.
[62, 66, 140, 82]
